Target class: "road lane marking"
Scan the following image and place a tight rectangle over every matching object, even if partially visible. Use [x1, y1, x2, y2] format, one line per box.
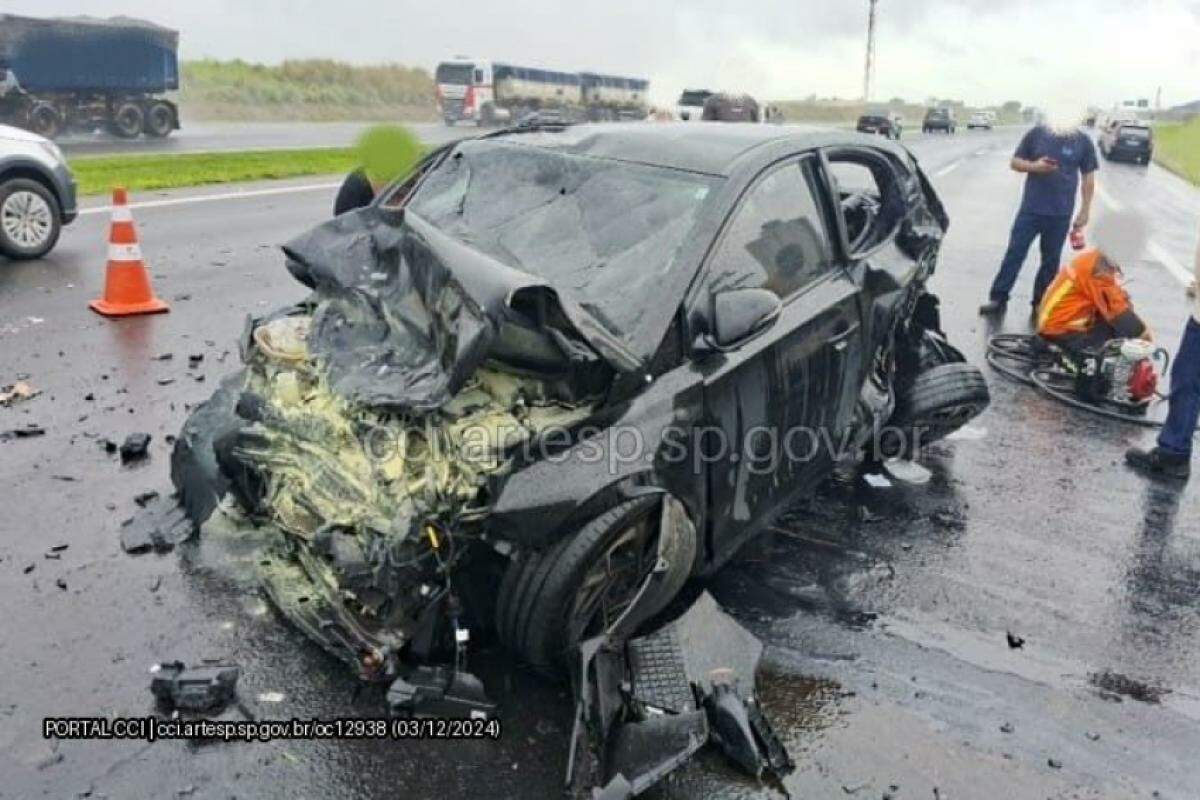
[78, 181, 341, 216]
[934, 161, 960, 177]
[1095, 183, 1191, 286]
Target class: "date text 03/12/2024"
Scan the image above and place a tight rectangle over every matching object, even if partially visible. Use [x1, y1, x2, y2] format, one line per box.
[43, 717, 502, 743]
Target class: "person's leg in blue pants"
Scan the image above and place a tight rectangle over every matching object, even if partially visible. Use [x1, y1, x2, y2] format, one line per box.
[1031, 215, 1071, 307]
[1158, 317, 1200, 457]
[987, 211, 1040, 303]
[1126, 316, 1200, 479]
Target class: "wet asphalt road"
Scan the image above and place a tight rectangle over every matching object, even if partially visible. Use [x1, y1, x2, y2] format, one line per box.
[2, 127, 1199, 799]
[56, 121, 470, 156]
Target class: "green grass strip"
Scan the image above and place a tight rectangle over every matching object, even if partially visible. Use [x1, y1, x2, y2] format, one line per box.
[69, 147, 360, 196]
[1153, 118, 1200, 186]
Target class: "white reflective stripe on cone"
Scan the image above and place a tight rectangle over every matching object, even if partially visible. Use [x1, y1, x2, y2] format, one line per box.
[110, 206, 133, 222]
[108, 243, 143, 262]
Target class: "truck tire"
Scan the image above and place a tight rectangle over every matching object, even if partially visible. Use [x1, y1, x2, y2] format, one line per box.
[0, 178, 62, 260]
[495, 495, 692, 676]
[143, 101, 174, 137]
[28, 104, 61, 139]
[110, 102, 144, 138]
[880, 363, 989, 458]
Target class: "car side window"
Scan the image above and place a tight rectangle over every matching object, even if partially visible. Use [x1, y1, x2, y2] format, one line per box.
[378, 145, 452, 210]
[707, 158, 834, 299]
[827, 150, 904, 255]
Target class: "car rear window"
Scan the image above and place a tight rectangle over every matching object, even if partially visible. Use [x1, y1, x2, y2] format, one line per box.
[1119, 126, 1151, 139]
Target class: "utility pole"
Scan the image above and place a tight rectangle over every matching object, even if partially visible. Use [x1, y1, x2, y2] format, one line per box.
[863, 0, 878, 103]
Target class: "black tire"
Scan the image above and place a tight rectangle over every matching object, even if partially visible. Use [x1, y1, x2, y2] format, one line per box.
[28, 103, 61, 139]
[496, 495, 692, 676]
[0, 178, 62, 260]
[882, 363, 990, 457]
[110, 102, 144, 138]
[143, 101, 174, 137]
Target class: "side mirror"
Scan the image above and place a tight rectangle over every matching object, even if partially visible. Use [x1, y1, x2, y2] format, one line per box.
[709, 288, 781, 350]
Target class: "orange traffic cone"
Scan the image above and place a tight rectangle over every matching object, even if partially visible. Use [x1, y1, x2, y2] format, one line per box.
[89, 187, 169, 317]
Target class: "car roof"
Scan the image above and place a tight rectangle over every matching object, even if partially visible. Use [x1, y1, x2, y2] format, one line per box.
[482, 122, 906, 176]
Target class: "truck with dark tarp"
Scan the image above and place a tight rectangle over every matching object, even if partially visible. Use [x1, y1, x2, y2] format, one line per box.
[0, 14, 180, 139]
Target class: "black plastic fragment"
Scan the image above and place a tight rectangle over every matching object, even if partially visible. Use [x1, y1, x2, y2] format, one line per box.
[149, 660, 240, 712]
[1, 424, 45, 441]
[386, 665, 496, 718]
[120, 495, 194, 554]
[119, 432, 151, 462]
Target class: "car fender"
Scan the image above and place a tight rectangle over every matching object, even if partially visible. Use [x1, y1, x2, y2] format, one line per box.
[487, 364, 707, 553]
[0, 156, 63, 208]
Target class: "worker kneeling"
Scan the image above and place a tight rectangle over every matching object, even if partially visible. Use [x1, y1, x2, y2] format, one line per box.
[1037, 210, 1151, 351]
[1036, 210, 1159, 406]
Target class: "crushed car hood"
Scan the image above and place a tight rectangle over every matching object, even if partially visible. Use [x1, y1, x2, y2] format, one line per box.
[281, 205, 640, 413]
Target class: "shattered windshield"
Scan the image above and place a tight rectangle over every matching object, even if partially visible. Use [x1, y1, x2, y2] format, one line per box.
[408, 140, 717, 342]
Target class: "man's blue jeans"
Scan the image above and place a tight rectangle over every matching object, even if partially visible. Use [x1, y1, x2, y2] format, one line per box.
[988, 211, 1071, 305]
[1158, 316, 1200, 458]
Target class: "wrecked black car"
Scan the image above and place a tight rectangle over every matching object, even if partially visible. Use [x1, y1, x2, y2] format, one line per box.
[168, 122, 986, 792]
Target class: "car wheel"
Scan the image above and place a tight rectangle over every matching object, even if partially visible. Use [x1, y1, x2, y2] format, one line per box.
[142, 101, 174, 137]
[880, 363, 989, 457]
[0, 178, 62, 260]
[110, 102, 144, 138]
[495, 494, 694, 676]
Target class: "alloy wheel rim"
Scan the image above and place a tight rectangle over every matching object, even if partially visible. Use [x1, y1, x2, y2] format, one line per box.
[567, 515, 659, 644]
[1, 191, 52, 248]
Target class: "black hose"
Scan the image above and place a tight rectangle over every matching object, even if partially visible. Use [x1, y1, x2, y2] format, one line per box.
[1029, 368, 1166, 428]
[985, 348, 1036, 385]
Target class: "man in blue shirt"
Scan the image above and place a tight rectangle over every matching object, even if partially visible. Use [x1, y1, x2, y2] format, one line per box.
[979, 124, 1098, 314]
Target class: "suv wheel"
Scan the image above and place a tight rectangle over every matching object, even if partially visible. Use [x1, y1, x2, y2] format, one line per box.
[0, 178, 62, 259]
[495, 495, 695, 676]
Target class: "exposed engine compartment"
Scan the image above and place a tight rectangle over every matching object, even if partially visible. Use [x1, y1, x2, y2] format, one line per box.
[216, 313, 600, 679]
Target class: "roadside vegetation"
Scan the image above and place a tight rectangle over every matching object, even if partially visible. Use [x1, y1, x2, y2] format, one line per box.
[773, 98, 1028, 126]
[1153, 117, 1200, 185]
[179, 59, 436, 122]
[69, 147, 360, 195]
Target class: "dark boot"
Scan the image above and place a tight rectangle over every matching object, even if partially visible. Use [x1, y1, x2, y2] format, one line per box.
[1125, 446, 1190, 480]
[978, 299, 1007, 316]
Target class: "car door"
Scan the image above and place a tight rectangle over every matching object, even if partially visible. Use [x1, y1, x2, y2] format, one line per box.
[822, 146, 933, 366]
[694, 154, 863, 567]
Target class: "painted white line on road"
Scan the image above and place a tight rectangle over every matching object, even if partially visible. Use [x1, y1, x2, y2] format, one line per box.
[934, 161, 960, 178]
[78, 181, 341, 217]
[1095, 183, 1191, 287]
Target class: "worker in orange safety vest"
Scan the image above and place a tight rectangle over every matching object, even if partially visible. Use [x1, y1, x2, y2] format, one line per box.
[1036, 210, 1151, 352]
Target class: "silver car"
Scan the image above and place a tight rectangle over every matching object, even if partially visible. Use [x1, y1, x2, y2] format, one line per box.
[0, 123, 77, 259]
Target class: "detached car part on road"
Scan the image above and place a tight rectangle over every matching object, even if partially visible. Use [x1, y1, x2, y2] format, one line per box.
[168, 123, 987, 795]
[0, 122, 76, 259]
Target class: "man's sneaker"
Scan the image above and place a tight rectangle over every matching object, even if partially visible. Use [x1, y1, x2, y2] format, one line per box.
[978, 299, 1007, 316]
[1125, 446, 1191, 480]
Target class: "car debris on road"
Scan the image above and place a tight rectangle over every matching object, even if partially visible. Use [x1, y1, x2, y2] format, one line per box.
[149, 660, 241, 713]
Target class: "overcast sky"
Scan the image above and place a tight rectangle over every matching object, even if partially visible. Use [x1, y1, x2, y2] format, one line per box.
[7, 0, 1199, 111]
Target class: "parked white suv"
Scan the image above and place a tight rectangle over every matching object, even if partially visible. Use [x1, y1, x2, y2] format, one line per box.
[0, 123, 77, 259]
